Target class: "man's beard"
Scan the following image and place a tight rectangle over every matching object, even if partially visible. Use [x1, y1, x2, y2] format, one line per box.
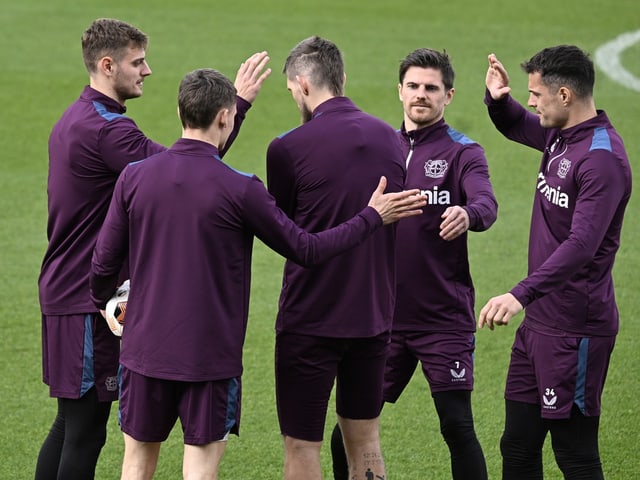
[301, 103, 313, 124]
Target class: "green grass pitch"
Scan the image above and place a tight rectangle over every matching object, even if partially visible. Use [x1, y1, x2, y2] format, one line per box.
[1, 0, 638, 478]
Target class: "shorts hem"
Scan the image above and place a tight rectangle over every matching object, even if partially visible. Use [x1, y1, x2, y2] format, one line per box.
[120, 424, 170, 443]
[47, 388, 81, 399]
[430, 384, 474, 394]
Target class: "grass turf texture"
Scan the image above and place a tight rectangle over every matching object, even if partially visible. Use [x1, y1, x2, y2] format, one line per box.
[1, 0, 638, 478]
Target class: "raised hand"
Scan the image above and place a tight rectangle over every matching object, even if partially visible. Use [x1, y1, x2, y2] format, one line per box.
[234, 51, 272, 104]
[486, 53, 512, 101]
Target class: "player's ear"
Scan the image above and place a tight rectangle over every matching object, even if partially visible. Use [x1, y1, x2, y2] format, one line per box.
[295, 75, 310, 96]
[98, 56, 115, 76]
[559, 86, 571, 106]
[445, 87, 455, 106]
[217, 108, 228, 129]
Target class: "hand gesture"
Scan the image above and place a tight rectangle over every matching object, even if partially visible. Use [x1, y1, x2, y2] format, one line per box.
[477, 292, 523, 330]
[368, 177, 425, 225]
[440, 205, 470, 241]
[486, 53, 511, 101]
[234, 51, 272, 104]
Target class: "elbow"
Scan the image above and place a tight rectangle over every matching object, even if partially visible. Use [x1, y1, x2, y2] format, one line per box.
[468, 201, 498, 232]
[484, 208, 498, 230]
[294, 256, 321, 268]
[483, 198, 499, 230]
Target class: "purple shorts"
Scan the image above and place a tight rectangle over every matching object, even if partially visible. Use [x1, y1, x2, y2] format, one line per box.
[42, 313, 120, 401]
[384, 330, 476, 402]
[275, 331, 389, 442]
[119, 366, 241, 445]
[505, 324, 615, 419]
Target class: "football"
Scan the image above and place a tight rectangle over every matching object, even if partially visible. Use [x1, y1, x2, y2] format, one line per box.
[104, 280, 130, 337]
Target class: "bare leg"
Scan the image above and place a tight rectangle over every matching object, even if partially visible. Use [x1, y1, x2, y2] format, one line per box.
[338, 415, 386, 479]
[183, 440, 227, 480]
[120, 433, 161, 480]
[283, 435, 323, 480]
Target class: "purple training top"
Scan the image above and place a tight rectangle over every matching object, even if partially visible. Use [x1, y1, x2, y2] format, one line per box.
[394, 119, 497, 332]
[486, 91, 631, 337]
[39, 86, 251, 316]
[266, 96, 406, 338]
[90, 139, 383, 381]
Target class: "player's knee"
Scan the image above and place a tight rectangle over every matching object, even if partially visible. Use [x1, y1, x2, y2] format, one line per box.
[339, 417, 380, 445]
[68, 426, 107, 454]
[437, 397, 477, 447]
[550, 406, 603, 478]
[64, 414, 108, 453]
[500, 430, 543, 474]
[500, 430, 525, 457]
[554, 445, 603, 479]
[439, 414, 476, 448]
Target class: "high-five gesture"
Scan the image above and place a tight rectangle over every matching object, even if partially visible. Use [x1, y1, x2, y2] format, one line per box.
[480, 45, 631, 478]
[485, 54, 511, 101]
[234, 51, 272, 104]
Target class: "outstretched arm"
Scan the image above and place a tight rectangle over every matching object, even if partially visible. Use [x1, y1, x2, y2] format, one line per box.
[367, 176, 425, 225]
[244, 176, 424, 267]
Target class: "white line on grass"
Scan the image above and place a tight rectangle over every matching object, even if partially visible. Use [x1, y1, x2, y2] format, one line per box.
[594, 30, 640, 92]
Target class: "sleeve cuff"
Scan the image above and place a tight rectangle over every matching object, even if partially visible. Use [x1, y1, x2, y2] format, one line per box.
[236, 95, 252, 115]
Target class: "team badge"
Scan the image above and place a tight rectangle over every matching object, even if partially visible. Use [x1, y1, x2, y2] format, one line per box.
[105, 376, 118, 392]
[557, 158, 571, 179]
[424, 159, 448, 178]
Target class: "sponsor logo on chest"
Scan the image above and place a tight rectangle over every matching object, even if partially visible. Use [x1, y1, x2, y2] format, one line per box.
[538, 140, 572, 208]
[421, 159, 451, 205]
[536, 172, 570, 208]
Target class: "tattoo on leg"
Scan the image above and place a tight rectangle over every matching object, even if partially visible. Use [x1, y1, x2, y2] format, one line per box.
[364, 468, 385, 480]
[357, 452, 385, 480]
